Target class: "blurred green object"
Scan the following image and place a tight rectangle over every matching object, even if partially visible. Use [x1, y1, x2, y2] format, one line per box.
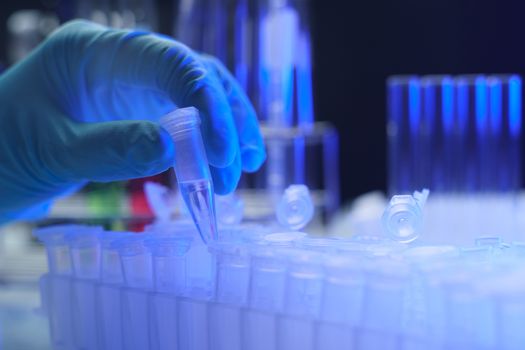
[85, 182, 128, 225]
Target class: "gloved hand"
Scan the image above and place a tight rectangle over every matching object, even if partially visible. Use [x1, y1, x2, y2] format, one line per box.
[0, 20, 265, 223]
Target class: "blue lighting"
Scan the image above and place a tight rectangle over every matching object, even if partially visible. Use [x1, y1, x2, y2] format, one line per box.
[489, 79, 502, 135]
[409, 78, 421, 135]
[509, 75, 522, 137]
[475, 76, 488, 134]
[442, 77, 454, 133]
[423, 84, 435, 128]
[297, 33, 314, 126]
[457, 81, 468, 133]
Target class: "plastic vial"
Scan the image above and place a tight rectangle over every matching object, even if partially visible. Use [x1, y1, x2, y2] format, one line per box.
[100, 231, 133, 284]
[382, 188, 429, 243]
[159, 107, 218, 243]
[145, 235, 193, 294]
[216, 192, 244, 226]
[66, 226, 103, 280]
[144, 181, 177, 222]
[276, 184, 314, 230]
[34, 224, 91, 275]
[112, 234, 153, 290]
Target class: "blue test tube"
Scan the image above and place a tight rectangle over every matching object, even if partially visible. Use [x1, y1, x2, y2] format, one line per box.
[487, 75, 522, 192]
[421, 75, 455, 192]
[454, 75, 489, 192]
[387, 76, 421, 195]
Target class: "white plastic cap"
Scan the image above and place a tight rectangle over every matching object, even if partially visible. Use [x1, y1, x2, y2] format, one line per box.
[382, 188, 429, 243]
[276, 184, 314, 230]
[216, 192, 244, 226]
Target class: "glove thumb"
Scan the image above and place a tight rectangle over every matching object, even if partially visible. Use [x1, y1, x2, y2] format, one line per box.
[47, 118, 175, 182]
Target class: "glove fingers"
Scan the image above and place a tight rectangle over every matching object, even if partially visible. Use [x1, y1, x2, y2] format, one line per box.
[48, 117, 175, 182]
[129, 32, 239, 169]
[51, 21, 238, 170]
[201, 55, 266, 173]
[210, 150, 242, 195]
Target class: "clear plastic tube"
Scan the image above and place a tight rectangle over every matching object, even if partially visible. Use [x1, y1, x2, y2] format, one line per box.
[216, 192, 245, 226]
[145, 236, 193, 294]
[66, 226, 103, 280]
[99, 231, 133, 284]
[112, 234, 153, 290]
[34, 224, 94, 276]
[209, 241, 251, 305]
[276, 184, 314, 230]
[382, 188, 429, 243]
[159, 107, 218, 243]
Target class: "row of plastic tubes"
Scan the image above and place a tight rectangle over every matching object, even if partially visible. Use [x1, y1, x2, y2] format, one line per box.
[36, 223, 525, 350]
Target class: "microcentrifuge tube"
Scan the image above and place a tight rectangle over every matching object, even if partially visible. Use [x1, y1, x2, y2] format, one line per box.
[216, 192, 244, 226]
[276, 184, 314, 230]
[382, 188, 429, 243]
[159, 107, 218, 243]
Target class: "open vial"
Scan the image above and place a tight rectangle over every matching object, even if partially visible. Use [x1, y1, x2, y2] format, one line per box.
[382, 188, 429, 243]
[276, 184, 314, 230]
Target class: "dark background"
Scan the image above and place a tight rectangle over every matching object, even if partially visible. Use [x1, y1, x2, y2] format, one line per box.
[1, 0, 525, 203]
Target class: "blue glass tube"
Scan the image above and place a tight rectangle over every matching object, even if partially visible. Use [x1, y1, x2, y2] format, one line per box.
[421, 76, 455, 193]
[488, 75, 522, 192]
[387, 76, 421, 195]
[454, 75, 489, 193]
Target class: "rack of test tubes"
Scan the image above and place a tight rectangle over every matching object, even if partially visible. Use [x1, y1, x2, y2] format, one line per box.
[36, 213, 525, 350]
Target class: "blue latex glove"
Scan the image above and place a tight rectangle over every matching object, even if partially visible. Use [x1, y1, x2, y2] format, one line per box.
[0, 20, 266, 223]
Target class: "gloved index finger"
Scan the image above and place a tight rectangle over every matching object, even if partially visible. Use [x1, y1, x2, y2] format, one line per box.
[201, 55, 266, 172]
[127, 32, 239, 169]
[58, 20, 239, 169]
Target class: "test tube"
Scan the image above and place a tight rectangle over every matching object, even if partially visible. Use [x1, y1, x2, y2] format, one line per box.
[243, 244, 289, 350]
[63, 226, 103, 350]
[421, 75, 455, 192]
[454, 75, 489, 192]
[487, 75, 522, 192]
[100, 231, 133, 284]
[360, 259, 410, 348]
[113, 234, 153, 350]
[66, 226, 103, 280]
[159, 107, 218, 243]
[145, 235, 193, 294]
[278, 250, 324, 350]
[147, 235, 192, 350]
[112, 234, 153, 289]
[208, 241, 251, 350]
[210, 241, 251, 304]
[34, 224, 86, 275]
[382, 188, 429, 243]
[319, 255, 364, 348]
[216, 192, 245, 227]
[34, 225, 82, 349]
[387, 76, 421, 195]
[144, 181, 177, 223]
[276, 184, 314, 230]
[98, 231, 132, 350]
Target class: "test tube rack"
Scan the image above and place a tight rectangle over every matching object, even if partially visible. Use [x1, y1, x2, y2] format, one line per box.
[36, 224, 525, 350]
